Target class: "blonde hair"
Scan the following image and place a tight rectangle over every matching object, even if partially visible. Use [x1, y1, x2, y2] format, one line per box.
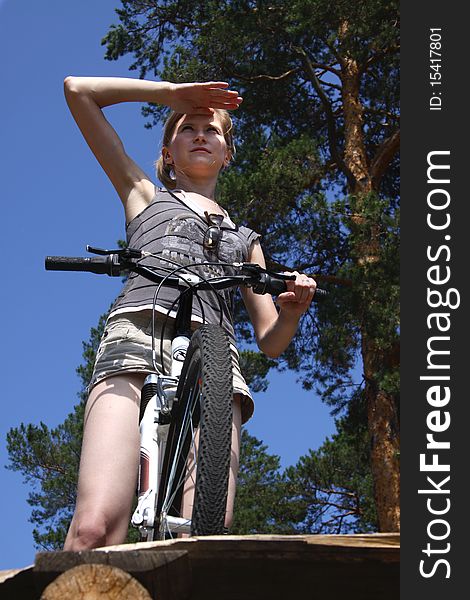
[156, 109, 235, 189]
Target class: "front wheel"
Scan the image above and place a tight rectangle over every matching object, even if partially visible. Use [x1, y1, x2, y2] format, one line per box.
[155, 324, 233, 538]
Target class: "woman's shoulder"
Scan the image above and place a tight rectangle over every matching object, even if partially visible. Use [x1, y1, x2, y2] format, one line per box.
[237, 223, 262, 245]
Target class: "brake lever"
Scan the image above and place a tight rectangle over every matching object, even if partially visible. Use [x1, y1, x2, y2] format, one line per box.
[86, 245, 143, 259]
[238, 262, 296, 281]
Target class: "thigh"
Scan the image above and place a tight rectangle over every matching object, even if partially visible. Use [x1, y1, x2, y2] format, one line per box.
[75, 372, 146, 520]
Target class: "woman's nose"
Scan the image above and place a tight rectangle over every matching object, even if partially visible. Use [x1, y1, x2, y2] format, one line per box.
[193, 130, 206, 142]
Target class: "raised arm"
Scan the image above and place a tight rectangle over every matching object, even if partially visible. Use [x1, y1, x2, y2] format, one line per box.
[241, 241, 317, 358]
[63, 77, 242, 223]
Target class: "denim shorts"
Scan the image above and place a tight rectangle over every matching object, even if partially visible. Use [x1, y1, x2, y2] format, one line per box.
[88, 310, 254, 423]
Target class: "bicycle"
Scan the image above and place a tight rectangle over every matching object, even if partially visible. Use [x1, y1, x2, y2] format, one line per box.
[45, 246, 325, 541]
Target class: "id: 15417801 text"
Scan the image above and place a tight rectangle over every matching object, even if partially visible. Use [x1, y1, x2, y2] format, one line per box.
[429, 28, 442, 111]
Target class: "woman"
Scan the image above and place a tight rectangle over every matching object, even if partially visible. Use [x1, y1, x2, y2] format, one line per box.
[62, 77, 316, 550]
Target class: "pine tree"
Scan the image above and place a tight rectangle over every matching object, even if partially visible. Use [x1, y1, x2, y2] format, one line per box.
[102, 0, 400, 530]
[232, 429, 296, 535]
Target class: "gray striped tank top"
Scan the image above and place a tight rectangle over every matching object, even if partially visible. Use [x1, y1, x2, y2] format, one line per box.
[109, 188, 261, 345]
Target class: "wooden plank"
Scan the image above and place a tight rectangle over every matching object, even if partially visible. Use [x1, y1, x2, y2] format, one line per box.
[0, 535, 399, 598]
[33, 534, 399, 600]
[104, 532, 399, 552]
[143, 534, 399, 600]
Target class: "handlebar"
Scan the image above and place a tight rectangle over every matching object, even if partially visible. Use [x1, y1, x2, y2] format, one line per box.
[45, 255, 122, 276]
[45, 247, 328, 299]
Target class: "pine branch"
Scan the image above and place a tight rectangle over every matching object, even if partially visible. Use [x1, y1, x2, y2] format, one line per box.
[227, 67, 300, 82]
[370, 129, 400, 188]
[265, 257, 353, 287]
[293, 45, 356, 189]
[362, 44, 400, 74]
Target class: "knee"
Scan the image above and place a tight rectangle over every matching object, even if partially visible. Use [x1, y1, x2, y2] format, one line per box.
[66, 513, 108, 551]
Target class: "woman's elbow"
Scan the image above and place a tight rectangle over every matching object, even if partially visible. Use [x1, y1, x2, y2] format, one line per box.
[258, 340, 281, 359]
[63, 76, 86, 97]
[63, 75, 75, 90]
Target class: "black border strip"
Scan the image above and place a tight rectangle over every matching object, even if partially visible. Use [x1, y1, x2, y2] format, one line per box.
[401, 3, 466, 597]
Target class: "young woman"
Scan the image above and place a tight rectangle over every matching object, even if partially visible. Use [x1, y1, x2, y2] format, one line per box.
[61, 77, 317, 550]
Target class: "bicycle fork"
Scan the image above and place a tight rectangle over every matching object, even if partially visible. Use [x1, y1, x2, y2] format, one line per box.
[131, 333, 190, 540]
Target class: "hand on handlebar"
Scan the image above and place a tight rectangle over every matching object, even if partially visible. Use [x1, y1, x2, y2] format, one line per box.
[276, 271, 317, 317]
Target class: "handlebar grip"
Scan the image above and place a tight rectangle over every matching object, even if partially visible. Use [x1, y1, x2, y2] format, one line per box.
[45, 255, 121, 276]
[252, 274, 288, 296]
[252, 273, 328, 300]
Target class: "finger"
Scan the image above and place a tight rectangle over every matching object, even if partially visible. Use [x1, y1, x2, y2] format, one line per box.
[205, 98, 241, 107]
[208, 88, 240, 97]
[296, 286, 310, 304]
[208, 101, 242, 110]
[277, 292, 298, 308]
[285, 271, 299, 292]
[201, 81, 230, 89]
[296, 278, 316, 303]
[207, 90, 242, 103]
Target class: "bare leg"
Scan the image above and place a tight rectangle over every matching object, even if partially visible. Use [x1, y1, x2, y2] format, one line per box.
[181, 394, 242, 532]
[64, 372, 145, 551]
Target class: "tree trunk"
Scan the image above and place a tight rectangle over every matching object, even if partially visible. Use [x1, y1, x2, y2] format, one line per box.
[340, 38, 400, 532]
[341, 57, 370, 186]
[363, 338, 400, 532]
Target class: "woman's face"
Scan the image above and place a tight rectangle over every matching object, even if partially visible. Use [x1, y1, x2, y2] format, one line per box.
[163, 112, 230, 180]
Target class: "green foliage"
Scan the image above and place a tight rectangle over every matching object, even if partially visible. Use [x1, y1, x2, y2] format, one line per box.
[103, 0, 399, 183]
[284, 394, 377, 533]
[232, 419, 376, 535]
[6, 406, 83, 550]
[232, 429, 293, 534]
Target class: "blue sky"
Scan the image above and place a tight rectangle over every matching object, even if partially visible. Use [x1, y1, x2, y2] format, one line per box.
[0, 0, 340, 570]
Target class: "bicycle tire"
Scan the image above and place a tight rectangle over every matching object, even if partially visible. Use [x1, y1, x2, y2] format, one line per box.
[155, 324, 233, 538]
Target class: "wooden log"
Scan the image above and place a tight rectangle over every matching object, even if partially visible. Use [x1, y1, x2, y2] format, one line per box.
[34, 549, 191, 599]
[40, 563, 151, 599]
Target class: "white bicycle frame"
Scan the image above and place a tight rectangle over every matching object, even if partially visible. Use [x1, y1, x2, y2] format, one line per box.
[131, 332, 192, 540]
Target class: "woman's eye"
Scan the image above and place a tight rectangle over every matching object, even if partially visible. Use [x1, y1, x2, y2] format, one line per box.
[181, 125, 193, 131]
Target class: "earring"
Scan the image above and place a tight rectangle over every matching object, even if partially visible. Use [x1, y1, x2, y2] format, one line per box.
[169, 166, 176, 181]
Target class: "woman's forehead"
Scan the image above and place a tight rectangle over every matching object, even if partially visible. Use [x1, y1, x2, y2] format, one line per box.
[177, 112, 223, 128]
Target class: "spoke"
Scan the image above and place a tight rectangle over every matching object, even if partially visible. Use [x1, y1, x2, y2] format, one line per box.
[161, 375, 201, 516]
[165, 400, 199, 511]
[163, 410, 194, 510]
[162, 385, 194, 509]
